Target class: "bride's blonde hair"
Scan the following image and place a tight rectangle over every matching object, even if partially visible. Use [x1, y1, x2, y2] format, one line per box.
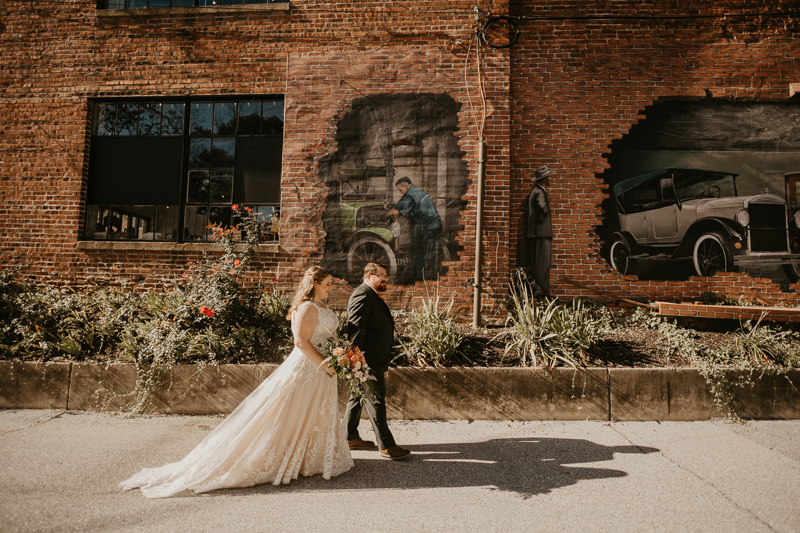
[288, 266, 331, 319]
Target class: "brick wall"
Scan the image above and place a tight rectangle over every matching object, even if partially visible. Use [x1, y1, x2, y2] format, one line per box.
[511, 0, 800, 307]
[1, 0, 799, 318]
[0, 0, 508, 315]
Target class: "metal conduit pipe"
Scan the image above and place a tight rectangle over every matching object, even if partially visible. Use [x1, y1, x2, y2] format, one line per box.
[473, 140, 487, 327]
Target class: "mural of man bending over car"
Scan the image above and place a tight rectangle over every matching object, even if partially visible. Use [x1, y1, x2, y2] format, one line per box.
[601, 99, 800, 289]
[319, 93, 468, 285]
[385, 177, 443, 282]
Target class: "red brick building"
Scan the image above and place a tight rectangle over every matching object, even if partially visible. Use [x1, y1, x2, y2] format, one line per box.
[2, 1, 799, 318]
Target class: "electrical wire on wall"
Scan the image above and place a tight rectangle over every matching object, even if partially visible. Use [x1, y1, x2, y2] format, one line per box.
[464, 31, 487, 143]
[464, 6, 494, 325]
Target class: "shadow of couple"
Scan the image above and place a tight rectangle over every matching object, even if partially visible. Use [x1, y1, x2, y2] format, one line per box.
[209, 436, 659, 499]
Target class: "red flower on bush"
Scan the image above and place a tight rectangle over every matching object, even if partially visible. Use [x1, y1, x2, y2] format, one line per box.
[244, 207, 252, 212]
[232, 204, 239, 210]
[233, 259, 241, 266]
[199, 306, 215, 318]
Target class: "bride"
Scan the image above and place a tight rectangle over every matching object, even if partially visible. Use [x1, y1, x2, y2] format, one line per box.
[120, 266, 354, 498]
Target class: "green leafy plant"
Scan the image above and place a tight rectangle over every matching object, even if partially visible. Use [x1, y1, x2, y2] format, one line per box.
[728, 315, 800, 367]
[0, 207, 294, 413]
[501, 293, 561, 368]
[626, 307, 799, 420]
[399, 290, 466, 367]
[500, 275, 609, 368]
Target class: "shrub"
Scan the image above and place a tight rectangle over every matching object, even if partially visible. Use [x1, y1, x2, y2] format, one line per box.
[399, 291, 465, 367]
[626, 307, 799, 420]
[0, 207, 293, 413]
[500, 280, 609, 368]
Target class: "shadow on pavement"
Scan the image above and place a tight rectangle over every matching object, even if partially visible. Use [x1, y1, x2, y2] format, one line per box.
[186, 437, 659, 500]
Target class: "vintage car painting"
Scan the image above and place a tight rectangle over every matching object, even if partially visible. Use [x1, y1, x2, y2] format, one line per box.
[607, 167, 800, 281]
[323, 164, 450, 285]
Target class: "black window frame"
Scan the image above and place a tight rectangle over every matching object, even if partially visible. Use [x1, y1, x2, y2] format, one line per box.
[84, 95, 283, 244]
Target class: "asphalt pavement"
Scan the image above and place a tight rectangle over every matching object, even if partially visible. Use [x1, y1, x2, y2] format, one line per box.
[1, 409, 799, 532]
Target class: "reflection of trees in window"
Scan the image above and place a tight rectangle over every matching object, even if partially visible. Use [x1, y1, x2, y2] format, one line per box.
[116, 103, 139, 135]
[139, 103, 162, 136]
[214, 102, 237, 135]
[87, 97, 283, 243]
[163, 104, 184, 135]
[191, 103, 213, 135]
[95, 104, 116, 136]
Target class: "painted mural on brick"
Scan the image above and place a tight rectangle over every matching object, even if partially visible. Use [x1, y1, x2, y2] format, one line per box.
[600, 100, 800, 289]
[319, 94, 467, 285]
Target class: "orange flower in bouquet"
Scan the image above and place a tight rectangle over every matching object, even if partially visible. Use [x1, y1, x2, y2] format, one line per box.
[321, 338, 377, 404]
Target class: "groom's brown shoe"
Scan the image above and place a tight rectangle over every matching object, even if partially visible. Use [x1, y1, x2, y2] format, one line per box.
[379, 445, 411, 460]
[348, 437, 376, 450]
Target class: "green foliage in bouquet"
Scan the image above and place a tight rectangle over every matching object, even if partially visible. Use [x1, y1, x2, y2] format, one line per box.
[321, 336, 378, 405]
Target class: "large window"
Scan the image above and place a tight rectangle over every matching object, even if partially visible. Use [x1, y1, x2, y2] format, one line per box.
[85, 97, 283, 243]
[100, 0, 288, 8]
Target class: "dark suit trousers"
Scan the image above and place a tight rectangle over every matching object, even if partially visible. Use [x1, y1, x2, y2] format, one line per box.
[343, 370, 395, 450]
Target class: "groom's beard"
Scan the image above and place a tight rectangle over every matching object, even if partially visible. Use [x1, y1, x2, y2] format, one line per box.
[377, 280, 388, 292]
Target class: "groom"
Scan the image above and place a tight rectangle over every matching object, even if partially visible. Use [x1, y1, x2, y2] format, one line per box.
[343, 262, 411, 460]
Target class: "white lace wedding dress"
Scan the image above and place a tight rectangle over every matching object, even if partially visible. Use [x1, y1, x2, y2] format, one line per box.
[120, 301, 354, 498]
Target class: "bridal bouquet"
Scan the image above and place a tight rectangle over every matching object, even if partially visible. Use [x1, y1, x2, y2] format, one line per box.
[322, 338, 378, 405]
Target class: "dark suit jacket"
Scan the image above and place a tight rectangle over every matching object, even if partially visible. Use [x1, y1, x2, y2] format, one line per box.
[347, 283, 395, 373]
[526, 183, 552, 238]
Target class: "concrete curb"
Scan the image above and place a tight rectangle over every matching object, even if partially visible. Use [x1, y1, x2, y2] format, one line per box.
[1, 362, 798, 420]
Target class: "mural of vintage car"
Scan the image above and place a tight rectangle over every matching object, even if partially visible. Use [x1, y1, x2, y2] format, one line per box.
[607, 167, 800, 281]
[325, 165, 450, 285]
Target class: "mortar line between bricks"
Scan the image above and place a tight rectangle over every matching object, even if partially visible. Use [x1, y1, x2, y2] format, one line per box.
[608, 423, 779, 533]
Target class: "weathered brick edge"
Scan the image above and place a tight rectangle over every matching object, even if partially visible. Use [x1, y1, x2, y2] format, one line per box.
[656, 302, 800, 323]
[1, 362, 798, 420]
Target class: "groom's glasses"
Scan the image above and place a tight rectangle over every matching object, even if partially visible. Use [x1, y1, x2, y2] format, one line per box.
[373, 273, 388, 280]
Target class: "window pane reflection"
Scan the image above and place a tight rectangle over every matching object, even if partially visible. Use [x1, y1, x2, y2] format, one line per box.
[188, 170, 210, 203]
[184, 206, 209, 241]
[117, 103, 139, 135]
[191, 103, 213, 136]
[210, 138, 235, 168]
[262, 101, 284, 134]
[162, 103, 184, 135]
[238, 101, 261, 135]
[131, 205, 156, 240]
[109, 205, 131, 239]
[257, 206, 280, 240]
[214, 102, 237, 135]
[209, 206, 232, 230]
[95, 104, 116, 136]
[85, 205, 108, 239]
[189, 138, 212, 168]
[233, 205, 280, 242]
[210, 171, 233, 203]
[139, 103, 162, 136]
[155, 205, 179, 241]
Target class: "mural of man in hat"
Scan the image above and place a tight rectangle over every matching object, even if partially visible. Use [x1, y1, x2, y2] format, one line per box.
[526, 165, 554, 297]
